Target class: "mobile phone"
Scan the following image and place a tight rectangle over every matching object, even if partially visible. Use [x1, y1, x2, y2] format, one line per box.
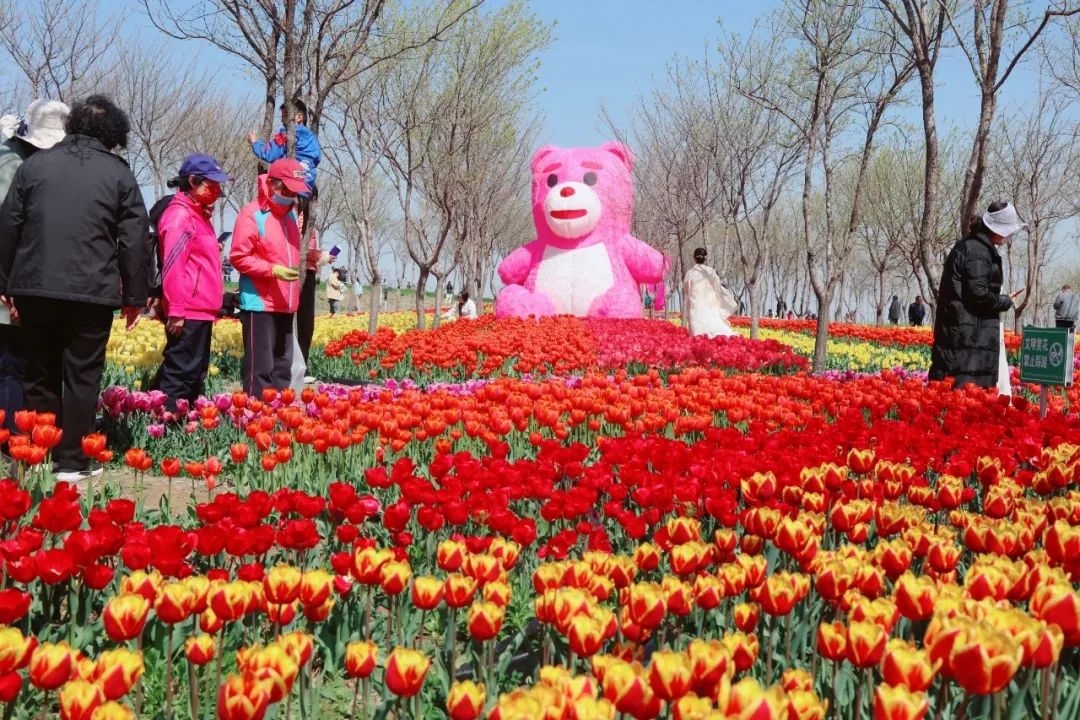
[329, 245, 341, 257]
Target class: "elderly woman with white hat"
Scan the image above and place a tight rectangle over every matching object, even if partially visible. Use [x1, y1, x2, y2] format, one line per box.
[930, 201, 1026, 394]
[0, 99, 69, 439]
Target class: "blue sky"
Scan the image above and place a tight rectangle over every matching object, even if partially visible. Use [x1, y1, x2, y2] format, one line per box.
[121, 0, 1045, 146]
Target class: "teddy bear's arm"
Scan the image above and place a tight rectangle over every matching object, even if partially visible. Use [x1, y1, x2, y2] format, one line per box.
[497, 245, 535, 286]
[622, 235, 670, 284]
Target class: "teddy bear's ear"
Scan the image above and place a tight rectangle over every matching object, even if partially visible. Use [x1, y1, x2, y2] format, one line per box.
[531, 145, 560, 173]
[600, 141, 635, 172]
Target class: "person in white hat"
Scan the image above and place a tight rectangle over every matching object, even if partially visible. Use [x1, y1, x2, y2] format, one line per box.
[930, 201, 1026, 394]
[0, 99, 69, 441]
[0, 99, 70, 201]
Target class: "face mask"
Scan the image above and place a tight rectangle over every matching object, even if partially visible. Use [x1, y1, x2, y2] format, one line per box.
[271, 193, 295, 207]
[190, 182, 221, 207]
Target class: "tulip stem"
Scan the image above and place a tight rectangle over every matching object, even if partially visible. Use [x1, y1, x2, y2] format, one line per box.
[853, 672, 863, 720]
[934, 681, 949, 720]
[362, 677, 370, 720]
[350, 677, 360, 720]
[165, 631, 175, 719]
[188, 661, 200, 720]
[1050, 658, 1063, 720]
[213, 627, 225, 712]
[785, 612, 792, 666]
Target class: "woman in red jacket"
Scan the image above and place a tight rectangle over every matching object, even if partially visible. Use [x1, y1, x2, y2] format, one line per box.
[157, 154, 231, 411]
[229, 158, 309, 396]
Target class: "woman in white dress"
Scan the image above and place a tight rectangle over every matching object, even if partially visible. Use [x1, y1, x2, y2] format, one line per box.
[683, 247, 737, 338]
[443, 291, 478, 321]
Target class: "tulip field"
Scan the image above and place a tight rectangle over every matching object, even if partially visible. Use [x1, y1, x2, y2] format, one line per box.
[2, 314, 1079, 720]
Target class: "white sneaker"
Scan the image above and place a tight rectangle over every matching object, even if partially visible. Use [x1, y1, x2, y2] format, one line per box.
[54, 468, 104, 483]
[304, 375, 316, 384]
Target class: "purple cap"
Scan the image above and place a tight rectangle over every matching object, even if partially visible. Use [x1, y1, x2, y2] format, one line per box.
[178, 153, 231, 183]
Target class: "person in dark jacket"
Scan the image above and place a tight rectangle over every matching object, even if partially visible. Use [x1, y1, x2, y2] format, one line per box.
[0, 95, 152, 481]
[929, 201, 1025, 391]
[0, 99, 69, 437]
[887, 295, 901, 324]
[908, 296, 927, 326]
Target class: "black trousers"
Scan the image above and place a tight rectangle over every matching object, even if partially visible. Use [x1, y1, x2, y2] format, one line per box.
[158, 320, 213, 411]
[297, 272, 317, 363]
[240, 311, 294, 397]
[0, 326, 25, 434]
[1056, 319, 1075, 330]
[16, 298, 112, 471]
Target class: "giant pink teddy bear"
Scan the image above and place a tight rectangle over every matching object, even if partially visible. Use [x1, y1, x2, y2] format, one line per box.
[495, 142, 669, 319]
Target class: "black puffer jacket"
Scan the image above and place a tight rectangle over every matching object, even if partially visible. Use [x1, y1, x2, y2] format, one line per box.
[0, 134, 151, 307]
[929, 229, 1012, 386]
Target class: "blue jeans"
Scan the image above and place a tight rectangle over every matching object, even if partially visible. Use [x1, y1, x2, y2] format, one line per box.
[0, 326, 25, 434]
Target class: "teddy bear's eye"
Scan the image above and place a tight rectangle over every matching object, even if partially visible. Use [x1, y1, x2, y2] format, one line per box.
[583, 172, 597, 186]
[546, 173, 558, 188]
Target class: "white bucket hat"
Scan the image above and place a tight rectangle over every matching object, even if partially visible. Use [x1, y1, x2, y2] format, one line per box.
[982, 203, 1027, 239]
[17, 99, 70, 149]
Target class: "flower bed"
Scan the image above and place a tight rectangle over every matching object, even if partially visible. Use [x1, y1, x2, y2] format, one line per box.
[320, 316, 807, 382]
[1, 316, 1079, 719]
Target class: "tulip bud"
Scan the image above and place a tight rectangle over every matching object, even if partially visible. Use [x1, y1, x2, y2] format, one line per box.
[385, 647, 430, 697]
[344, 641, 378, 679]
[873, 684, 929, 720]
[446, 680, 485, 720]
[185, 635, 216, 666]
[467, 601, 504, 642]
[88, 702, 136, 720]
[0, 627, 36, 674]
[648, 650, 692, 701]
[263, 565, 303, 605]
[29, 642, 73, 690]
[102, 594, 150, 642]
[379, 560, 412, 596]
[92, 648, 143, 701]
[217, 672, 272, 720]
[58, 679, 104, 720]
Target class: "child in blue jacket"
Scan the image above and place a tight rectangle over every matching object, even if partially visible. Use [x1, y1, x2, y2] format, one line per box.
[248, 99, 321, 188]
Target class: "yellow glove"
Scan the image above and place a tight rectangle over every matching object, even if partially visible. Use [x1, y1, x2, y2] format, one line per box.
[272, 265, 300, 281]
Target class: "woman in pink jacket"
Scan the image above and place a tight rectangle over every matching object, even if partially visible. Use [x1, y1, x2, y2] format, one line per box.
[157, 153, 231, 410]
[229, 158, 309, 396]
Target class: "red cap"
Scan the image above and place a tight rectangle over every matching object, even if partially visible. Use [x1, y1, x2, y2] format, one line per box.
[267, 158, 311, 195]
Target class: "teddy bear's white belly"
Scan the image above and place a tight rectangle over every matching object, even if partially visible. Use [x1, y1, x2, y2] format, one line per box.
[534, 243, 615, 316]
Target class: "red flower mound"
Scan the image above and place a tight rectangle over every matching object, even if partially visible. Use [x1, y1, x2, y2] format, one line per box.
[323, 316, 806, 378]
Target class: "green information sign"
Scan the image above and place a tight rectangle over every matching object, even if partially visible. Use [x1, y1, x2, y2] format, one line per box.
[1020, 326, 1075, 386]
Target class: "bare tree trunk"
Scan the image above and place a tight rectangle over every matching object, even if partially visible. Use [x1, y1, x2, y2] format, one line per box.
[415, 267, 429, 330]
[368, 278, 382, 334]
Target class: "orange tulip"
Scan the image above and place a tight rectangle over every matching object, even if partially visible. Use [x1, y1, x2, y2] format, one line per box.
[102, 594, 150, 642]
[1029, 581, 1080, 637]
[687, 638, 732, 692]
[847, 621, 888, 668]
[437, 539, 467, 572]
[216, 672, 272, 720]
[384, 647, 430, 697]
[92, 648, 143, 701]
[0, 627, 36, 674]
[648, 650, 692, 701]
[58, 679, 104, 720]
[880, 639, 939, 692]
[568, 615, 606, 657]
[873, 684, 928, 720]
[154, 582, 196, 625]
[733, 602, 759, 632]
[722, 632, 759, 673]
[344, 641, 378, 679]
[949, 627, 1023, 695]
[894, 574, 936, 621]
[446, 680, 485, 720]
[816, 621, 847, 662]
[411, 576, 445, 610]
[444, 574, 478, 609]
[185, 635, 216, 666]
[466, 601, 504, 641]
[379, 560, 412, 596]
[299, 570, 333, 607]
[29, 642, 73, 690]
[263, 565, 303, 605]
[89, 702, 136, 720]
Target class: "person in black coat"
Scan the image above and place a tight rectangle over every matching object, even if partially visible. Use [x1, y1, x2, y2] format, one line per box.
[929, 201, 1025, 391]
[907, 296, 927, 326]
[887, 295, 902, 324]
[0, 95, 151, 481]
